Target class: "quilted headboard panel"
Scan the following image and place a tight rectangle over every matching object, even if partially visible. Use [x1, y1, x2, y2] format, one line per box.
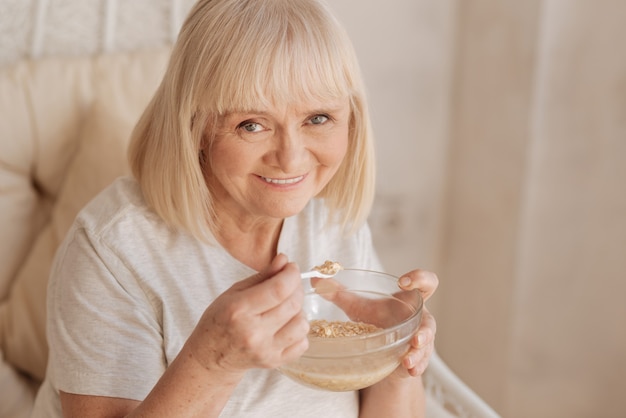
[0, 3, 191, 417]
[0, 0, 197, 68]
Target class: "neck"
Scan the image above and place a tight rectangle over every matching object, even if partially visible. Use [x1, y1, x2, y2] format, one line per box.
[212, 213, 284, 272]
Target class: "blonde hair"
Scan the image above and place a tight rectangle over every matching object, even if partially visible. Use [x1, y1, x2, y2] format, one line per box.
[129, 0, 376, 241]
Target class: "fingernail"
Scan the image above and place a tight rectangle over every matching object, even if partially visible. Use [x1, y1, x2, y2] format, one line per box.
[417, 333, 426, 347]
[406, 356, 414, 368]
[400, 276, 411, 287]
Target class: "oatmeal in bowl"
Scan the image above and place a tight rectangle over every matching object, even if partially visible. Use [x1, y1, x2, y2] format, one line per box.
[279, 267, 423, 391]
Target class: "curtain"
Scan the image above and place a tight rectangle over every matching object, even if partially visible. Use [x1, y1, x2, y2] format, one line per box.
[433, 1, 626, 416]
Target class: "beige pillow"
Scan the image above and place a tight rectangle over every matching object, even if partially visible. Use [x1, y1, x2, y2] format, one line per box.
[0, 58, 90, 301]
[0, 47, 170, 381]
[0, 349, 36, 418]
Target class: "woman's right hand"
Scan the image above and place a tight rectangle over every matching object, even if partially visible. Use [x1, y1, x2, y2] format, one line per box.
[186, 253, 309, 375]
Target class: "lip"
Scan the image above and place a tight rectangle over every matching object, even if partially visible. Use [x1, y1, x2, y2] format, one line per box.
[259, 174, 306, 185]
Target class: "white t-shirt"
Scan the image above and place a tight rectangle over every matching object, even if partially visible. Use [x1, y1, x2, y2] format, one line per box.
[32, 176, 383, 417]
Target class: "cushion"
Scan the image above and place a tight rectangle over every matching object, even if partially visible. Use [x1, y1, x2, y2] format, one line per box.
[0, 349, 36, 418]
[0, 47, 171, 381]
[0, 58, 91, 300]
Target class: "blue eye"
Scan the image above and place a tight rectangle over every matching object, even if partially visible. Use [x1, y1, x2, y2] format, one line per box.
[239, 121, 262, 132]
[310, 115, 329, 125]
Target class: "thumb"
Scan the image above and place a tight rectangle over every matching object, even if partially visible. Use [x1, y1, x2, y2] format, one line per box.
[232, 253, 290, 290]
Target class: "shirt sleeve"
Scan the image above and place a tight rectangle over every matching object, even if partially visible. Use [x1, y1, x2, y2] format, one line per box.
[46, 226, 165, 401]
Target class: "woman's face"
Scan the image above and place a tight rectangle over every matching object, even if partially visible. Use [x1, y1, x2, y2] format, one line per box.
[204, 97, 350, 223]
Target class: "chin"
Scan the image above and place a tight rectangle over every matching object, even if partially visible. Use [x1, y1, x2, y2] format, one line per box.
[263, 200, 310, 219]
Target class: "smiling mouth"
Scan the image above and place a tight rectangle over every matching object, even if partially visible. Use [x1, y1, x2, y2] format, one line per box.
[261, 175, 305, 185]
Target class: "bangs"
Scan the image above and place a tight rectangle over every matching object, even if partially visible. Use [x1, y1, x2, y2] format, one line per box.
[199, 2, 357, 114]
[133, 0, 375, 239]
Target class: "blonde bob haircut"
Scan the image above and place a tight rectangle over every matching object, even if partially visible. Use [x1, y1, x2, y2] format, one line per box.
[129, 0, 376, 242]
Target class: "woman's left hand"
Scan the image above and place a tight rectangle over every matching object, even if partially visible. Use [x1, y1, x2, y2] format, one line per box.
[396, 269, 438, 377]
[310, 267, 438, 377]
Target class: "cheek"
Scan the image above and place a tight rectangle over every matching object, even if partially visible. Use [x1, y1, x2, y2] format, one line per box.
[206, 153, 247, 193]
[209, 140, 252, 175]
[316, 127, 349, 166]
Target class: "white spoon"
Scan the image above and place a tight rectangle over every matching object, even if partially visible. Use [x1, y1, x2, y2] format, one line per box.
[300, 269, 338, 279]
[300, 261, 343, 279]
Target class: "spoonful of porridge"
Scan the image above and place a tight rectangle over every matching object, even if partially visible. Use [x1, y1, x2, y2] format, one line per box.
[300, 260, 343, 279]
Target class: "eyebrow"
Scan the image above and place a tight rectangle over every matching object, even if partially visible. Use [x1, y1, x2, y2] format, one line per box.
[223, 104, 347, 119]
[222, 110, 269, 118]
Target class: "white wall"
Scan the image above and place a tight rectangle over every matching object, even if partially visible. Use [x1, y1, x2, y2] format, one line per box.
[328, 0, 457, 276]
[334, 2, 626, 417]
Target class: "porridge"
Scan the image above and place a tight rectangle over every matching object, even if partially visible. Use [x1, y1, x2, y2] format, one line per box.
[279, 319, 399, 391]
[309, 320, 381, 338]
[313, 260, 343, 275]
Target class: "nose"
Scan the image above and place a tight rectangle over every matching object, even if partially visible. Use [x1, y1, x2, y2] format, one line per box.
[271, 127, 307, 174]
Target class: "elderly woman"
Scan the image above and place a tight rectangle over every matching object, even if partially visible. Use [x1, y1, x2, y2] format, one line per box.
[32, 0, 437, 417]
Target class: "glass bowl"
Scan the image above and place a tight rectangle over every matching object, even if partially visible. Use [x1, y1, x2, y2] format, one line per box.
[279, 268, 423, 391]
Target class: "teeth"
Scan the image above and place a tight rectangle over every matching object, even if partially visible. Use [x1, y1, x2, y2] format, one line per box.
[262, 175, 304, 184]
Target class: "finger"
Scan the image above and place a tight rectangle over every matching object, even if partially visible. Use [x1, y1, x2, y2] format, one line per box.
[311, 280, 392, 328]
[311, 278, 358, 311]
[313, 278, 420, 329]
[398, 269, 438, 301]
[415, 307, 436, 348]
[404, 341, 433, 377]
[247, 310, 310, 370]
[402, 337, 434, 376]
[275, 310, 310, 360]
[310, 277, 344, 293]
[402, 308, 436, 375]
[257, 268, 307, 332]
[244, 262, 303, 315]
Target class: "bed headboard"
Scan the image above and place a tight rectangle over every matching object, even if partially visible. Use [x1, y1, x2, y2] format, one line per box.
[0, 0, 197, 68]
